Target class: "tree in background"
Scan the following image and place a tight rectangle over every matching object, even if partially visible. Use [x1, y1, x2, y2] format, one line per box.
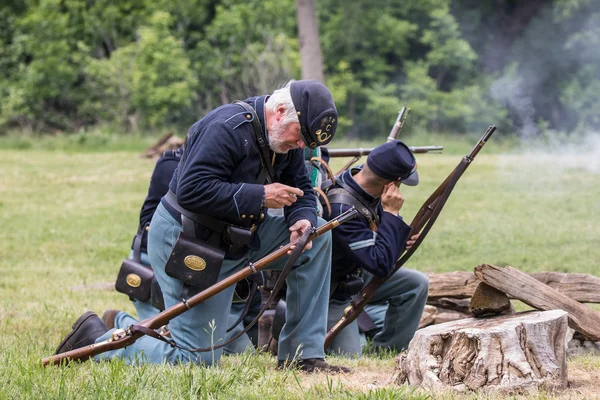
[1, 0, 600, 137]
[296, 0, 324, 83]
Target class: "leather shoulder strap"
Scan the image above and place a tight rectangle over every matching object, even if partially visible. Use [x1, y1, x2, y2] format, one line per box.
[326, 181, 380, 227]
[233, 101, 274, 184]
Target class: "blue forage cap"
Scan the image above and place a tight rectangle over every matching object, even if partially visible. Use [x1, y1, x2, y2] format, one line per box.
[366, 140, 419, 186]
[290, 80, 338, 149]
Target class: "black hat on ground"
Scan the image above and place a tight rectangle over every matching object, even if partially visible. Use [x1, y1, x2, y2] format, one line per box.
[290, 80, 338, 149]
[366, 140, 419, 186]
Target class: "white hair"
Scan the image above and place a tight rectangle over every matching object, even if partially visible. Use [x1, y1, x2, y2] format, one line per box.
[266, 80, 299, 126]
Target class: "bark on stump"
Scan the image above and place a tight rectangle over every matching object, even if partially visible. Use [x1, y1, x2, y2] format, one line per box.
[396, 310, 569, 393]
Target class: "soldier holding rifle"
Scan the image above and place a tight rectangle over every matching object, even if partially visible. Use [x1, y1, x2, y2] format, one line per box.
[323, 141, 429, 355]
[54, 80, 350, 373]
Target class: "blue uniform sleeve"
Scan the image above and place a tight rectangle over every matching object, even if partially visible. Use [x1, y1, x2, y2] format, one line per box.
[176, 118, 264, 222]
[329, 203, 411, 278]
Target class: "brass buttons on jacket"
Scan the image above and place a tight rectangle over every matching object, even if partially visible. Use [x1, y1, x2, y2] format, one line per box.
[241, 214, 246, 219]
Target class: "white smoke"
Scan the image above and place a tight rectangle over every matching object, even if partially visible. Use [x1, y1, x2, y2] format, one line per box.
[514, 133, 600, 175]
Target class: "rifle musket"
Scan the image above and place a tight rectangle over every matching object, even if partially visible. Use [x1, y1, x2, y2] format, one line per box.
[324, 125, 497, 348]
[43, 208, 359, 367]
[324, 145, 443, 158]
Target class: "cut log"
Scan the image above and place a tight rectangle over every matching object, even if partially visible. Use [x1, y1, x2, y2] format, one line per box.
[418, 306, 472, 329]
[396, 310, 569, 392]
[433, 308, 472, 325]
[427, 271, 600, 303]
[474, 264, 600, 341]
[427, 298, 471, 314]
[142, 132, 183, 158]
[469, 282, 513, 317]
[419, 305, 437, 329]
[427, 271, 479, 299]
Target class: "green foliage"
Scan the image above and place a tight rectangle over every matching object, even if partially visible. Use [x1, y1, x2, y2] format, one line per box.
[1, 0, 600, 136]
[128, 11, 197, 128]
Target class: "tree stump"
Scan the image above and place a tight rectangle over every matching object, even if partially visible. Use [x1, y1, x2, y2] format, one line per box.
[396, 310, 569, 393]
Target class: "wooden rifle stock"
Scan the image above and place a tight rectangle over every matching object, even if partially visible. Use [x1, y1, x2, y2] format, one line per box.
[43, 208, 358, 367]
[324, 126, 496, 348]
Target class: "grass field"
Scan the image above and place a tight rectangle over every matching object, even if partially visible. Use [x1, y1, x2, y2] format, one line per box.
[1, 132, 599, 399]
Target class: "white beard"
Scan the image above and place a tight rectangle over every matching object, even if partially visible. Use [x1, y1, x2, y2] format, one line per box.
[268, 123, 290, 154]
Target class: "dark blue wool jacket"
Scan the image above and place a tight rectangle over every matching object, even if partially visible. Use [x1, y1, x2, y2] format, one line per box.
[163, 96, 317, 250]
[323, 167, 411, 278]
[135, 148, 182, 253]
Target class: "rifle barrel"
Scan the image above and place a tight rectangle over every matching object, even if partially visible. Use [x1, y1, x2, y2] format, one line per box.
[325, 145, 443, 158]
[386, 107, 410, 142]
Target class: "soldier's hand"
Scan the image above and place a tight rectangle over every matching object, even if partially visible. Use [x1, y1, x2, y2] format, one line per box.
[405, 233, 420, 250]
[264, 183, 304, 208]
[381, 182, 404, 214]
[288, 219, 313, 252]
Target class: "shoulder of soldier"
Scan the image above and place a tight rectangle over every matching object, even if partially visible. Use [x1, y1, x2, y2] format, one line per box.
[210, 103, 256, 133]
[325, 201, 354, 219]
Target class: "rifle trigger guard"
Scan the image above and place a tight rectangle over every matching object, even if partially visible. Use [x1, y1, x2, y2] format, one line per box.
[110, 328, 127, 342]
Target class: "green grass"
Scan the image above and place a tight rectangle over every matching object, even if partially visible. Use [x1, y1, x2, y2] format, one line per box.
[1, 133, 599, 399]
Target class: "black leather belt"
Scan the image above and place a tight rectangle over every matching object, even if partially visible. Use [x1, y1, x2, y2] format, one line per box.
[164, 190, 229, 233]
[163, 190, 254, 253]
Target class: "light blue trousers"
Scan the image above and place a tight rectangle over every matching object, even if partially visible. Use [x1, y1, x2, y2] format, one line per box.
[95, 203, 332, 365]
[113, 252, 256, 354]
[326, 268, 429, 356]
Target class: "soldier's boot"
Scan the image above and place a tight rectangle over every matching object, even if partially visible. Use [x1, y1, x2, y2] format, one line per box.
[278, 358, 351, 374]
[55, 311, 108, 355]
[101, 309, 121, 330]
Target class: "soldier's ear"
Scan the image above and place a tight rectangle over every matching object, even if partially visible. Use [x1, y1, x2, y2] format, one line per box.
[274, 105, 284, 121]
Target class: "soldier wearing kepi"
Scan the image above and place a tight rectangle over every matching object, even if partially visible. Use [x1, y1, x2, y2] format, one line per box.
[55, 80, 349, 372]
[106, 146, 259, 355]
[323, 140, 429, 356]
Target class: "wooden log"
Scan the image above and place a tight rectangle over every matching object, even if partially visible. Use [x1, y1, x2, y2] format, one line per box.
[433, 308, 472, 325]
[427, 298, 471, 314]
[418, 306, 472, 329]
[426, 271, 479, 299]
[396, 310, 569, 392]
[427, 271, 600, 303]
[418, 305, 437, 329]
[142, 132, 183, 158]
[474, 264, 600, 341]
[469, 282, 514, 317]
